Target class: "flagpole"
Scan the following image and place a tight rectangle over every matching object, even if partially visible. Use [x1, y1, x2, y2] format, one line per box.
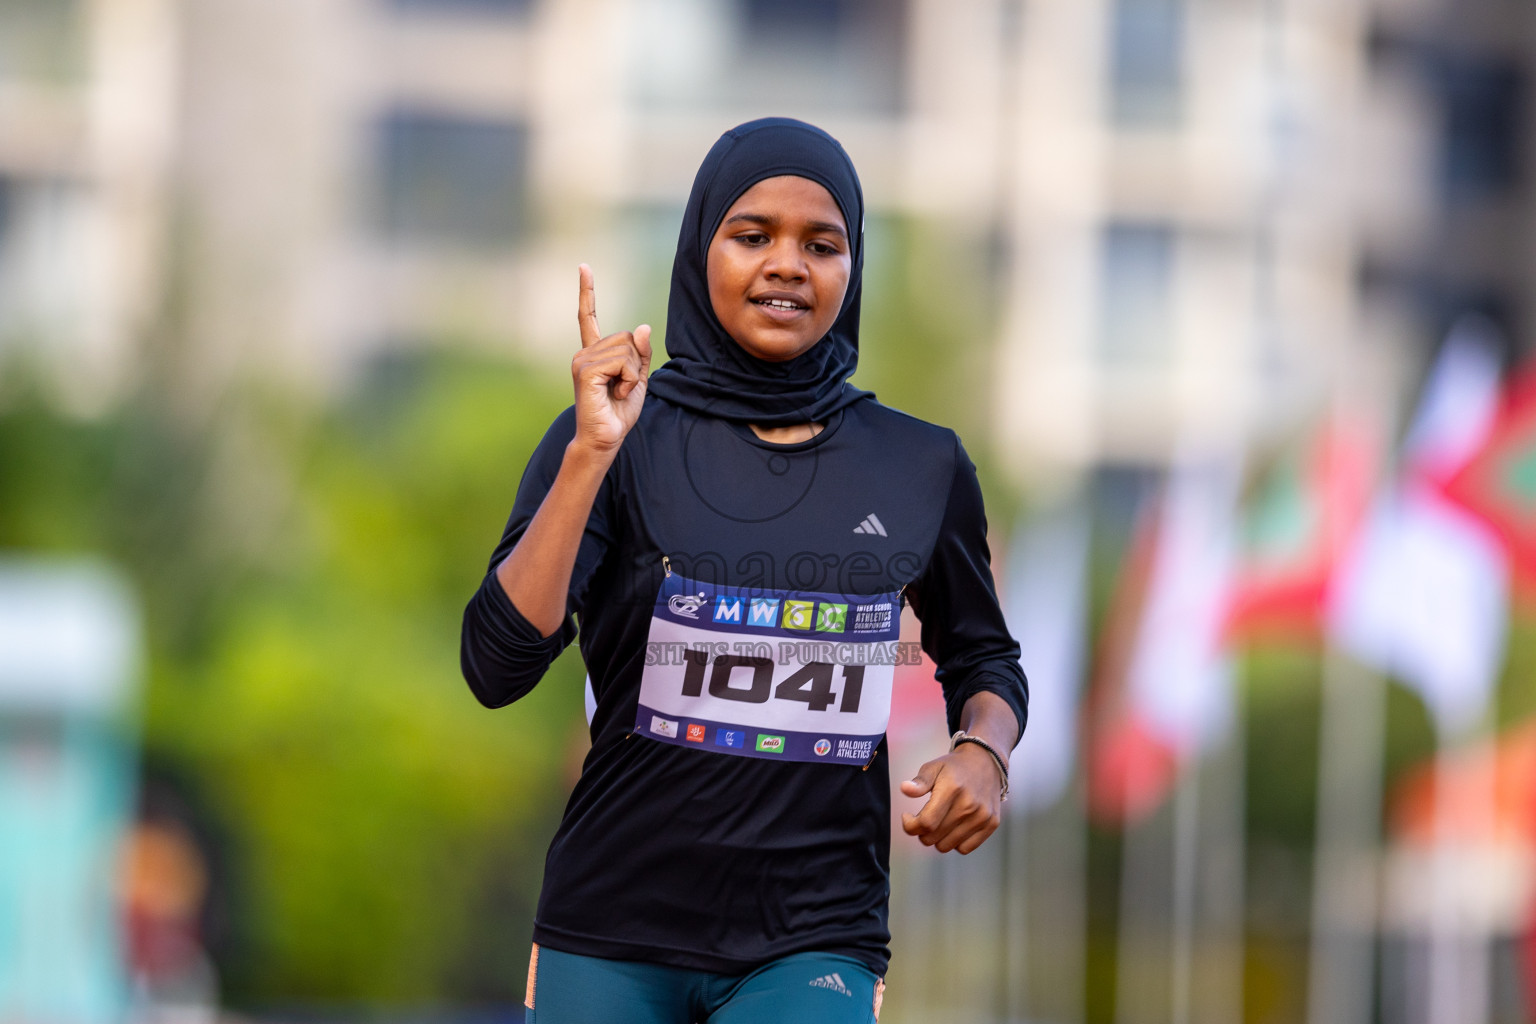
[940, 840, 960, 1014]
[1113, 810, 1159, 1024]
[1305, 651, 1386, 1024]
[1320, 320, 1510, 1024]
[1203, 667, 1248, 1024]
[1170, 704, 1246, 1024]
[1170, 758, 1200, 1024]
[1426, 714, 1496, 1024]
[1464, 715, 1496, 1024]
[1227, 682, 1249, 1024]
[1113, 455, 1240, 1024]
[1020, 779, 1090, 1024]
[999, 501, 1094, 1024]
[1426, 728, 1462, 1024]
[1003, 807, 1027, 1022]
[1060, 778, 1090, 1024]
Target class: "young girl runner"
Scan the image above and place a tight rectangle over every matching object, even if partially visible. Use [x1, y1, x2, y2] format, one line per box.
[461, 117, 1027, 1023]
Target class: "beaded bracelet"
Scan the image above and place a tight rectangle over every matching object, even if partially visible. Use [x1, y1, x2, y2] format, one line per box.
[950, 730, 1010, 803]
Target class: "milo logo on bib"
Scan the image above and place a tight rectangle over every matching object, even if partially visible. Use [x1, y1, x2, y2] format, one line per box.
[635, 574, 902, 764]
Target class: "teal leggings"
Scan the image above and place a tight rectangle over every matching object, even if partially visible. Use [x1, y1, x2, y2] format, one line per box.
[525, 945, 883, 1024]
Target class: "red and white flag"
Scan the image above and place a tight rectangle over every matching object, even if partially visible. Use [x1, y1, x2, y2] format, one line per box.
[1126, 456, 1241, 753]
[1328, 319, 1509, 736]
[1441, 363, 1536, 594]
[1223, 418, 1378, 645]
[1090, 454, 1241, 823]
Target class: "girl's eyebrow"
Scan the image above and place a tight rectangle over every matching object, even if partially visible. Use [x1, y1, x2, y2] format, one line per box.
[722, 212, 849, 240]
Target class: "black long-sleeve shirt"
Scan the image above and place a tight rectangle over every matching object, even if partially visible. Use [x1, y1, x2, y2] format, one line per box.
[461, 395, 1027, 975]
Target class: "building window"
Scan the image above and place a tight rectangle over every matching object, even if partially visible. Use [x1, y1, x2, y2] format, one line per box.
[1109, 0, 1183, 127]
[0, 176, 90, 347]
[740, 0, 848, 37]
[1438, 57, 1523, 203]
[1370, 33, 1525, 205]
[726, 0, 906, 113]
[1093, 463, 1161, 543]
[0, 178, 11, 249]
[0, 0, 84, 82]
[1098, 222, 1176, 362]
[0, 176, 14, 334]
[385, 0, 531, 16]
[376, 110, 529, 248]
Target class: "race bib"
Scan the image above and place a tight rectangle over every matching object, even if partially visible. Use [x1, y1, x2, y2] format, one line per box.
[635, 573, 904, 764]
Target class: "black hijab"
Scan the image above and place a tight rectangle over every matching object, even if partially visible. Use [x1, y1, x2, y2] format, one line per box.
[646, 117, 872, 426]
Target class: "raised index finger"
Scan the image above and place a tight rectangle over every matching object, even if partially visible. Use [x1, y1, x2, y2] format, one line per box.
[577, 264, 601, 348]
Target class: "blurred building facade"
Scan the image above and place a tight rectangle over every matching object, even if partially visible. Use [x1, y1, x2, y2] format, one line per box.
[1365, 0, 1534, 371]
[0, 0, 177, 410]
[995, 0, 1530, 481]
[1, 0, 1530, 459]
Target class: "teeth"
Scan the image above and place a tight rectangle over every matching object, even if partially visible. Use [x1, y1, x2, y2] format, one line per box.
[759, 299, 803, 311]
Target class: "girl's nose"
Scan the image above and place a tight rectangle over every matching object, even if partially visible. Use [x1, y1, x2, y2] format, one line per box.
[763, 241, 807, 280]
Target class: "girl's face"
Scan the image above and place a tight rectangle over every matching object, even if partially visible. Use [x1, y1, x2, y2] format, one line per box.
[706, 175, 852, 363]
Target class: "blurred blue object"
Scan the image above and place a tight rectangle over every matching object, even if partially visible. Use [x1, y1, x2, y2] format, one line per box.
[0, 559, 139, 1022]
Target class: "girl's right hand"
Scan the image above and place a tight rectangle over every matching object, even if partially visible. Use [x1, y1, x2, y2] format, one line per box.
[571, 264, 652, 458]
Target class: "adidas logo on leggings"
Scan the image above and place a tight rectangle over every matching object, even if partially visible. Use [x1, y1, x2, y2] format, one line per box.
[809, 972, 852, 996]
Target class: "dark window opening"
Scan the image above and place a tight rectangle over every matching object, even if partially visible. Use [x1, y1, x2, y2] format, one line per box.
[1359, 260, 1523, 366]
[1090, 464, 1162, 586]
[728, 0, 906, 114]
[376, 110, 529, 248]
[1098, 222, 1176, 362]
[1367, 32, 1524, 204]
[1439, 58, 1523, 203]
[0, 0, 83, 81]
[0, 177, 12, 245]
[741, 0, 849, 37]
[386, 0, 531, 17]
[1109, 0, 1183, 127]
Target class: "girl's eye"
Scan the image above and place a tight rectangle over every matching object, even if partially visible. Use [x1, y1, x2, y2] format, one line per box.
[737, 232, 768, 246]
[808, 240, 842, 256]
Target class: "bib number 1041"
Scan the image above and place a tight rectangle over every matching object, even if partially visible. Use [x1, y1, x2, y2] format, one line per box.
[680, 650, 864, 713]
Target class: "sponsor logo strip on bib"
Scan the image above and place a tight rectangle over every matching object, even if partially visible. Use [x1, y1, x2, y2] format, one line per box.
[637, 575, 901, 765]
[636, 705, 881, 763]
[657, 575, 899, 639]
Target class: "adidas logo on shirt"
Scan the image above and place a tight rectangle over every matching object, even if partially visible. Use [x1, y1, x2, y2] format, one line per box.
[809, 972, 853, 996]
[852, 513, 887, 537]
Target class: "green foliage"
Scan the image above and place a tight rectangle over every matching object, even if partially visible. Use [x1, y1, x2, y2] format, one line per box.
[1498, 617, 1536, 728]
[0, 352, 586, 1003]
[854, 215, 1021, 525]
[1243, 647, 1323, 846]
[855, 216, 995, 444]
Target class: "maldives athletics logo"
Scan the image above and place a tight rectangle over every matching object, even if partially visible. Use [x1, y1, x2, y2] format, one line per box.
[813, 738, 832, 757]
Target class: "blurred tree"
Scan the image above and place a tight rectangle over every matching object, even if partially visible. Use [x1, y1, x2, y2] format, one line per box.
[0, 350, 586, 1003]
[151, 352, 589, 1002]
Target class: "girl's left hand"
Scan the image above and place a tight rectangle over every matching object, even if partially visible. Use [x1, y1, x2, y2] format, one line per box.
[899, 744, 1005, 855]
